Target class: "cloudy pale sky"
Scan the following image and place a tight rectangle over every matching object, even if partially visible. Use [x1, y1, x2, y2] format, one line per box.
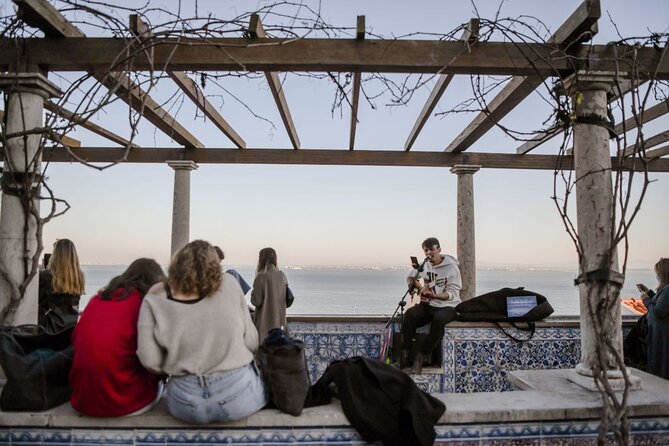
[3, 0, 667, 269]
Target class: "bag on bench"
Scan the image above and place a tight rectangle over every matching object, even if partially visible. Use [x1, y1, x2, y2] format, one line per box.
[455, 287, 554, 341]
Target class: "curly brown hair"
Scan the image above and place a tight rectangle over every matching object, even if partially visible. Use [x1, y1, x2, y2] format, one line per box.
[168, 240, 222, 298]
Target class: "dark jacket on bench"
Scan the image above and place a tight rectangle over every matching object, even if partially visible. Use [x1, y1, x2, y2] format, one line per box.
[306, 356, 445, 446]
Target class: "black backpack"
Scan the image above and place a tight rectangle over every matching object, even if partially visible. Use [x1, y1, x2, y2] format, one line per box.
[455, 287, 554, 341]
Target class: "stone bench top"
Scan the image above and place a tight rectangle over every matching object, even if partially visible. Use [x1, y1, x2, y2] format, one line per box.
[1, 368, 667, 429]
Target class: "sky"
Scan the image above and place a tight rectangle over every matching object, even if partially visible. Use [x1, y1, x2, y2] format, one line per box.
[2, 0, 668, 269]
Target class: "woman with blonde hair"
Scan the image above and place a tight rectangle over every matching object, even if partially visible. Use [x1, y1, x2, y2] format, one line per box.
[638, 257, 669, 379]
[137, 240, 266, 424]
[38, 238, 85, 328]
[251, 247, 289, 341]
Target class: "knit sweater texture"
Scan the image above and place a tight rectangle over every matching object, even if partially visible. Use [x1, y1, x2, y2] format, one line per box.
[137, 274, 258, 376]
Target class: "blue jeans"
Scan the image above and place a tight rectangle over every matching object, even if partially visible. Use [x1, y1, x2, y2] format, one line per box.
[166, 362, 267, 424]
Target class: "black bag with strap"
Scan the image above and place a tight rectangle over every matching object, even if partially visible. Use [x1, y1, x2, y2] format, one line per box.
[455, 287, 554, 341]
[0, 324, 74, 411]
[257, 328, 310, 416]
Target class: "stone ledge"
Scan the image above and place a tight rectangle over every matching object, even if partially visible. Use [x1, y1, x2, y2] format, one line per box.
[1, 368, 668, 429]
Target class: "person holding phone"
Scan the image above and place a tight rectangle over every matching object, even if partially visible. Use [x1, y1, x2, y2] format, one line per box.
[401, 237, 462, 374]
[637, 257, 669, 379]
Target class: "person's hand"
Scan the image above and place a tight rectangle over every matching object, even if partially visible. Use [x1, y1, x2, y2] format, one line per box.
[637, 283, 650, 294]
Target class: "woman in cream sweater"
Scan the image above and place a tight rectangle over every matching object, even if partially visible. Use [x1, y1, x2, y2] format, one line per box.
[137, 240, 267, 424]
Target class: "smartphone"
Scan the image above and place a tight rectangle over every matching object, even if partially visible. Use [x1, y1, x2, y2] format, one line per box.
[410, 256, 420, 269]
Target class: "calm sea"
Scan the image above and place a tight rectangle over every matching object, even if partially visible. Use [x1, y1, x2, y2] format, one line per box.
[79, 265, 655, 317]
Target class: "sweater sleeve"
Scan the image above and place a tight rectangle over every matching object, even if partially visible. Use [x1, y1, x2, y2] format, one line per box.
[444, 264, 462, 301]
[648, 286, 669, 320]
[136, 299, 165, 374]
[242, 291, 260, 353]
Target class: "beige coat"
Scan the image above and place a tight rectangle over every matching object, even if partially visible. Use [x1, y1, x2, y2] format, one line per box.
[251, 265, 288, 341]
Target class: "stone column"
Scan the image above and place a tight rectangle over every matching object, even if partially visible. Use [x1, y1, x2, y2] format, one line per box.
[450, 164, 481, 300]
[167, 160, 198, 257]
[564, 73, 638, 390]
[0, 73, 62, 325]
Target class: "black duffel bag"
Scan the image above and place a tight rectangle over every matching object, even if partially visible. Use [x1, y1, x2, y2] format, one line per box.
[0, 324, 74, 411]
[455, 287, 554, 341]
[257, 328, 310, 416]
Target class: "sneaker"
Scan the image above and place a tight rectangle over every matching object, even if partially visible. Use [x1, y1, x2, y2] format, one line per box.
[411, 352, 424, 374]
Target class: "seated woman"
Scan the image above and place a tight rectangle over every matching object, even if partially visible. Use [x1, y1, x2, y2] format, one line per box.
[638, 257, 669, 380]
[138, 240, 267, 424]
[70, 258, 165, 417]
[251, 247, 289, 341]
[38, 238, 85, 329]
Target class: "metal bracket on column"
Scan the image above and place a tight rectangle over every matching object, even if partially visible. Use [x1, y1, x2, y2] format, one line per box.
[574, 268, 625, 287]
[0, 170, 43, 196]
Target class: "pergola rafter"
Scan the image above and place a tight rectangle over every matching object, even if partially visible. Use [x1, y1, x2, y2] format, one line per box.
[348, 15, 365, 151]
[404, 18, 479, 152]
[13, 0, 203, 149]
[445, 0, 601, 154]
[129, 14, 246, 149]
[248, 14, 300, 149]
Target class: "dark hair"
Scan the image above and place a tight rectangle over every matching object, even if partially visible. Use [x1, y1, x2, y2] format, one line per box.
[421, 237, 440, 249]
[101, 258, 165, 301]
[257, 247, 278, 273]
[214, 246, 225, 261]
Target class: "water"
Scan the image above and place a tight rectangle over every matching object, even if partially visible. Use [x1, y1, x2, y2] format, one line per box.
[80, 265, 656, 316]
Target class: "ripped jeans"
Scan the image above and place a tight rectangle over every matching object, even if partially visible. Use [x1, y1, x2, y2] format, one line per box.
[166, 362, 267, 424]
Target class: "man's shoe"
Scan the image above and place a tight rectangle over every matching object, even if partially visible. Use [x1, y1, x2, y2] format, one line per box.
[411, 352, 424, 374]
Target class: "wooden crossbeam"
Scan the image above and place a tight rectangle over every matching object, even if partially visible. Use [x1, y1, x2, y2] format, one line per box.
[43, 102, 138, 148]
[645, 144, 669, 159]
[2, 39, 667, 79]
[404, 19, 479, 151]
[129, 14, 245, 149]
[619, 130, 669, 157]
[249, 14, 300, 149]
[14, 0, 202, 148]
[517, 79, 645, 154]
[9, 147, 668, 172]
[614, 99, 669, 135]
[445, 0, 601, 154]
[1, 109, 80, 147]
[349, 16, 365, 151]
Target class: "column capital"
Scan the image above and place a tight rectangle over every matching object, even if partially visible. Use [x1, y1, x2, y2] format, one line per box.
[0, 73, 62, 99]
[167, 160, 199, 171]
[563, 71, 621, 95]
[450, 164, 481, 175]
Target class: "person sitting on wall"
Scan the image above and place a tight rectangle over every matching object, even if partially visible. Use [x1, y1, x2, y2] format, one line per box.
[401, 237, 462, 374]
[38, 238, 85, 329]
[70, 258, 166, 417]
[138, 240, 267, 424]
[214, 245, 251, 294]
[637, 257, 669, 380]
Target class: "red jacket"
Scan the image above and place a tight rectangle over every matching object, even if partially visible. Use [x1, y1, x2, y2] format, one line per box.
[70, 288, 162, 416]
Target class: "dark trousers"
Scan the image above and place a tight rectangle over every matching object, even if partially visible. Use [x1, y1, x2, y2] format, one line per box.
[401, 304, 457, 355]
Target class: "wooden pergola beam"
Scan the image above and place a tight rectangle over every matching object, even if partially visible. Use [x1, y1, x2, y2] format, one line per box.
[249, 14, 300, 149]
[619, 130, 669, 157]
[517, 79, 645, 154]
[14, 0, 203, 149]
[645, 144, 669, 159]
[1, 109, 80, 147]
[614, 99, 669, 135]
[1, 39, 666, 78]
[349, 15, 365, 151]
[445, 0, 601, 153]
[404, 18, 479, 151]
[9, 147, 668, 172]
[43, 102, 139, 148]
[129, 14, 245, 149]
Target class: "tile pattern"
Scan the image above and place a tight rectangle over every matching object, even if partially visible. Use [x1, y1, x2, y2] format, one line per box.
[289, 322, 581, 393]
[3, 417, 669, 445]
